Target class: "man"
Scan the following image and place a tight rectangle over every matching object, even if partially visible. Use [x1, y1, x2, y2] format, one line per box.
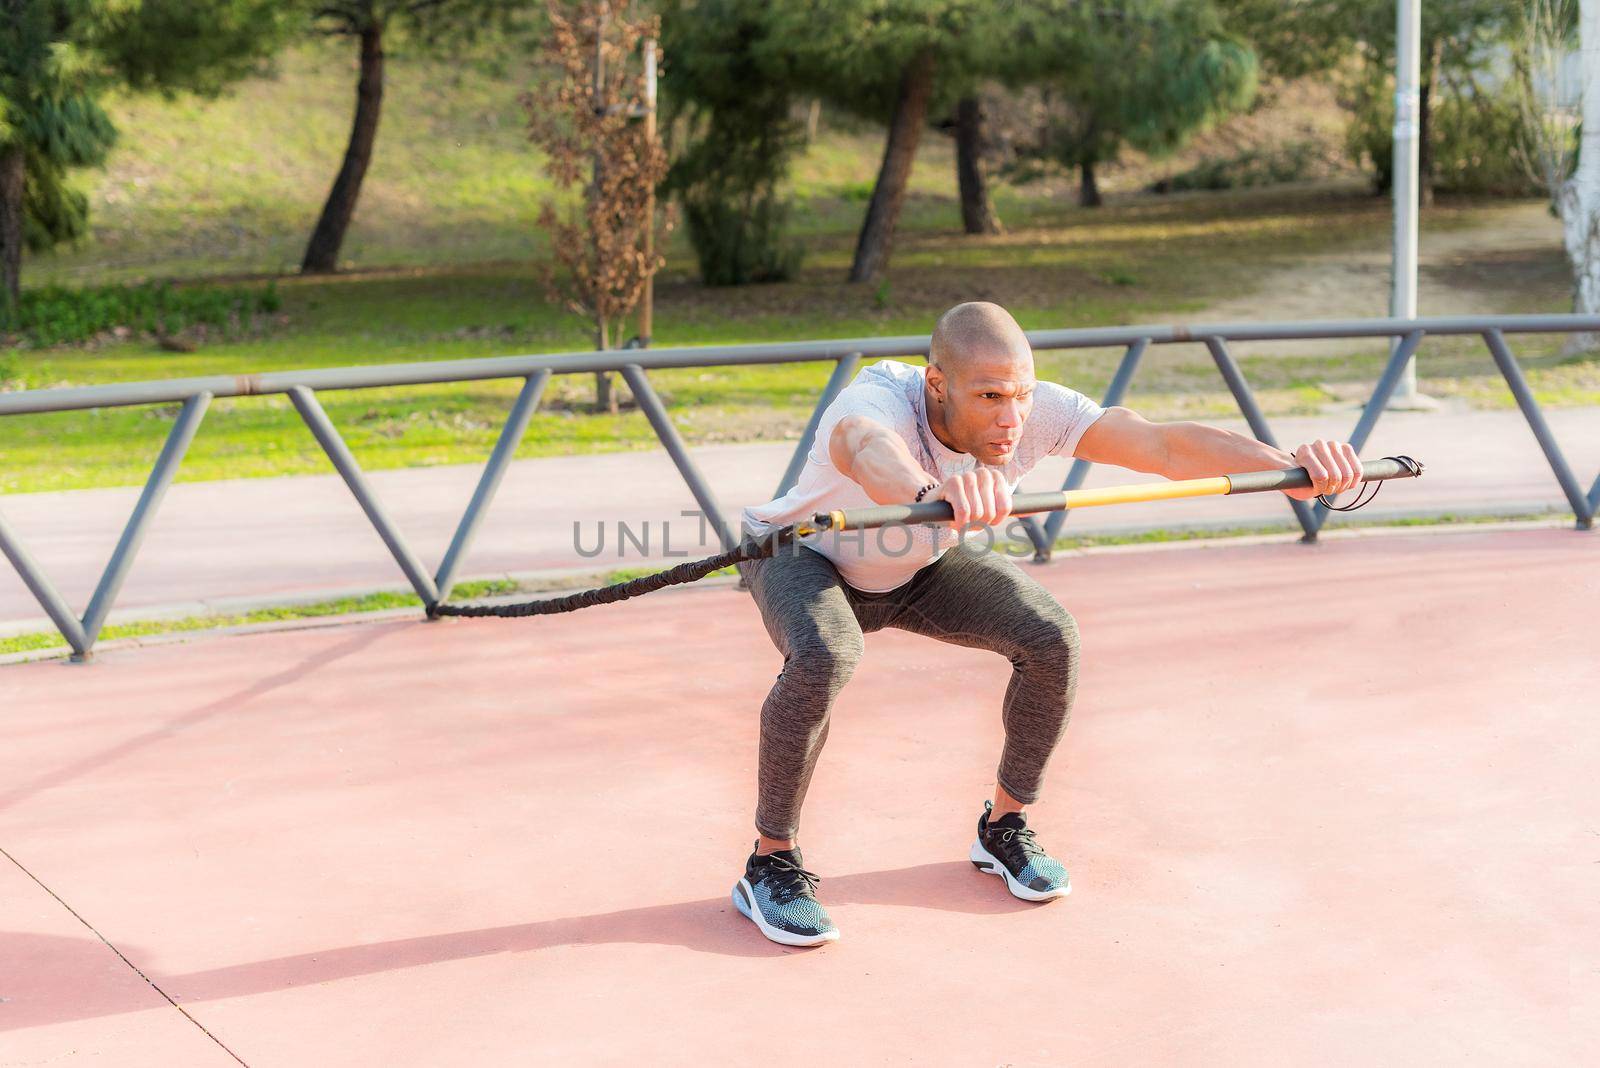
[733, 302, 1363, 947]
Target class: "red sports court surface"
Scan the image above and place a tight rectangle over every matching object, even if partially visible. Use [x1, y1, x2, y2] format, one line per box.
[2, 527, 1595, 1065]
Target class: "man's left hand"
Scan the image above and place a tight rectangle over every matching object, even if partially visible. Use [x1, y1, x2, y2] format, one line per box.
[1282, 439, 1364, 501]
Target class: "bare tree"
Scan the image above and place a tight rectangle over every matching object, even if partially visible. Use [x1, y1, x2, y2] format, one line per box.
[1515, 1, 1580, 198]
[523, 0, 670, 412]
[1515, 0, 1600, 350]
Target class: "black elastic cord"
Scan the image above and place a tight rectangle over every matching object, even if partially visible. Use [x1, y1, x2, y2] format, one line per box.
[1318, 480, 1382, 511]
[1317, 455, 1422, 512]
[426, 527, 791, 619]
[431, 455, 1423, 617]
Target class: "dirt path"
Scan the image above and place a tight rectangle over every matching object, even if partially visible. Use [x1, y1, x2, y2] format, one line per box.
[1195, 200, 1569, 349]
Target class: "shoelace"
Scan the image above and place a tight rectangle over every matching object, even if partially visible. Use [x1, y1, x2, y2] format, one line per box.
[991, 823, 1049, 867]
[757, 855, 822, 904]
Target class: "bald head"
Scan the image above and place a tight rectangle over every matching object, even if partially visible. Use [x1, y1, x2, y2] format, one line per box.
[923, 302, 1038, 466]
[929, 301, 1031, 379]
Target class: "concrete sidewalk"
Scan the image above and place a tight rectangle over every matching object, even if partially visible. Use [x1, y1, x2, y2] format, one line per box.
[2, 400, 1597, 633]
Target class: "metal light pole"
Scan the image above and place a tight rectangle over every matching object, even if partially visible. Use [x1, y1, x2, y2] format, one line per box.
[1387, 0, 1437, 409]
[639, 37, 657, 347]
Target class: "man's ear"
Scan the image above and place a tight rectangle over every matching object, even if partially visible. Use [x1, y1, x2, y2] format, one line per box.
[925, 363, 947, 404]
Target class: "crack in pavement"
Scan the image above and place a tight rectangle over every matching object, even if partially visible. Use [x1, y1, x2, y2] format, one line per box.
[0, 842, 249, 1066]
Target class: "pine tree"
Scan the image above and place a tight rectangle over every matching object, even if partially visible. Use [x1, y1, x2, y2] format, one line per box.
[299, 0, 534, 274]
[0, 0, 287, 315]
[764, 0, 998, 284]
[1012, 1, 1258, 208]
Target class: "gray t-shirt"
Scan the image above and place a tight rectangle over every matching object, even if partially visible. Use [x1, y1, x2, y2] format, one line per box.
[742, 359, 1105, 592]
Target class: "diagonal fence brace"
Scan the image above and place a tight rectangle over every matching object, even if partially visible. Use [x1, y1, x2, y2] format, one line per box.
[1307, 330, 1425, 534]
[289, 385, 440, 605]
[619, 364, 737, 552]
[1481, 329, 1596, 530]
[775, 353, 862, 499]
[434, 372, 550, 602]
[1204, 337, 1319, 540]
[1020, 338, 1151, 561]
[0, 391, 211, 660]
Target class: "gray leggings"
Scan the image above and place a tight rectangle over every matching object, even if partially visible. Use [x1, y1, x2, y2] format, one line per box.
[737, 538, 1082, 841]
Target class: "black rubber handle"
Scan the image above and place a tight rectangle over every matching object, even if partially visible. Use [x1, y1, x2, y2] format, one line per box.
[1225, 454, 1424, 494]
[815, 492, 1070, 531]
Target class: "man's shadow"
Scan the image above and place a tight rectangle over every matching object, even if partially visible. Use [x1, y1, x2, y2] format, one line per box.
[3, 858, 1048, 1031]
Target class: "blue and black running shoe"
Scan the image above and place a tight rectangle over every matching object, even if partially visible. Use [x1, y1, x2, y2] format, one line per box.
[732, 843, 840, 947]
[970, 799, 1071, 901]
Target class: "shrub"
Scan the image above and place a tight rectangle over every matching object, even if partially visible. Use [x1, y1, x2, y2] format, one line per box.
[1344, 78, 1545, 198]
[660, 0, 806, 286]
[681, 190, 803, 286]
[0, 280, 281, 349]
[1156, 141, 1321, 193]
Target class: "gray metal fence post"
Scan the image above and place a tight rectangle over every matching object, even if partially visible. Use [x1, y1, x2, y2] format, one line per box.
[618, 364, 737, 551]
[433, 371, 550, 604]
[1482, 329, 1596, 529]
[1203, 337, 1319, 540]
[288, 385, 441, 603]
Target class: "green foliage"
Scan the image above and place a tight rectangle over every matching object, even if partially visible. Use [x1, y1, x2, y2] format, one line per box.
[1345, 79, 1544, 197]
[2, 4, 116, 269]
[2, 280, 280, 348]
[661, 0, 807, 284]
[1158, 141, 1321, 192]
[763, 0, 996, 122]
[0, 0, 290, 298]
[1012, 1, 1258, 175]
[1212, 0, 1360, 79]
[681, 194, 802, 285]
[87, 0, 291, 97]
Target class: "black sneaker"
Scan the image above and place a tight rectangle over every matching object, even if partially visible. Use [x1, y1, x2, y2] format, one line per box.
[970, 799, 1071, 901]
[731, 843, 840, 947]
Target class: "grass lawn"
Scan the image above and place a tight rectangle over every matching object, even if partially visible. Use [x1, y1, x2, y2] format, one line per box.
[2, 46, 1591, 495]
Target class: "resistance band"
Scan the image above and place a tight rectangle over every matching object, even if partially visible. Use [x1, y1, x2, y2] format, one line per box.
[428, 454, 1423, 620]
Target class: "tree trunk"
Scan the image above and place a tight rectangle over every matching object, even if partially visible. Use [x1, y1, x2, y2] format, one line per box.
[302, 20, 385, 274]
[848, 48, 937, 284]
[0, 145, 24, 316]
[1560, 0, 1600, 350]
[954, 96, 1001, 235]
[594, 320, 618, 414]
[1079, 158, 1102, 208]
[1418, 39, 1440, 209]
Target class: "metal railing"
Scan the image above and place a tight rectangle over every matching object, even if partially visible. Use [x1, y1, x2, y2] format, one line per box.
[3, 313, 1598, 661]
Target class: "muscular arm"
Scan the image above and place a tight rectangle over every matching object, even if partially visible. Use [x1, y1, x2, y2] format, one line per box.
[828, 414, 937, 504]
[830, 414, 1013, 528]
[1074, 406, 1359, 499]
[1075, 407, 1292, 477]
[1162, 422, 1296, 479]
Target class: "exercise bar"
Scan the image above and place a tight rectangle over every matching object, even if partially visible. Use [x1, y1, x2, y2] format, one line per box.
[807, 456, 1426, 534]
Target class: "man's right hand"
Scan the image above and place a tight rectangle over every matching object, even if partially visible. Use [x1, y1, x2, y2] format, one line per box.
[930, 467, 1013, 530]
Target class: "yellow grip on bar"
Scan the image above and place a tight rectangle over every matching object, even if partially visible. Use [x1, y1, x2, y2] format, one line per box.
[1060, 476, 1232, 510]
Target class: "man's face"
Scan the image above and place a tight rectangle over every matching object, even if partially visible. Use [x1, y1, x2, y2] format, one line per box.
[929, 349, 1037, 466]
